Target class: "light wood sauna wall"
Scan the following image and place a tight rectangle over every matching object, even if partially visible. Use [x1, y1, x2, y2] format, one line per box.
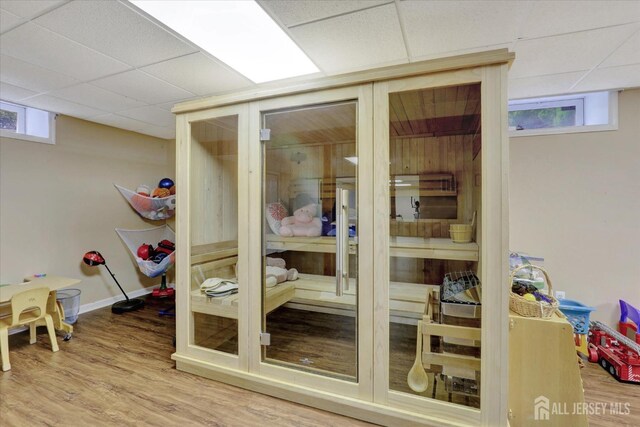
[390, 134, 477, 238]
[265, 142, 356, 214]
[190, 119, 238, 247]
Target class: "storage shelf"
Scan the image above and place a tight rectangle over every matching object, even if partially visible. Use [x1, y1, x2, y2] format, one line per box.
[266, 235, 478, 261]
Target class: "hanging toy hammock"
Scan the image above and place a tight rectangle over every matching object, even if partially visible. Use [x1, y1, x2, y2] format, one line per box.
[115, 184, 176, 220]
[115, 225, 175, 279]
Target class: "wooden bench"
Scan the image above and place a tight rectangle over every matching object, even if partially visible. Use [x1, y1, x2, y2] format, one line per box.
[191, 273, 432, 324]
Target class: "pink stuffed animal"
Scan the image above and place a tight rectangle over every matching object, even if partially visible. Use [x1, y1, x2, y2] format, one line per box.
[279, 203, 322, 237]
[265, 257, 298, 287]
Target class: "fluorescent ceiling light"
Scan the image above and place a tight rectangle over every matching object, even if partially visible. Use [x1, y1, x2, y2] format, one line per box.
[130, 1, 319, 83]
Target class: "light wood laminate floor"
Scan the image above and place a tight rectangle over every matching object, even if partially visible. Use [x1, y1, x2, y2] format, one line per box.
[0, 299, 638, 426]
[0, 299, 371, 427]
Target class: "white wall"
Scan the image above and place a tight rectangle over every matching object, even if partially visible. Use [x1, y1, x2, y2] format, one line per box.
[510, 88, 640, 325]
[0, 115, 175, 306]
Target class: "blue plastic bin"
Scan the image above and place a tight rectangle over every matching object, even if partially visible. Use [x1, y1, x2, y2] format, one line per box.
[557, 298, 595, 334]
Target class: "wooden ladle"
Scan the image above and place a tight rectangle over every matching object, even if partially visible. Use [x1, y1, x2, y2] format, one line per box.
[407, 320, 429, 392]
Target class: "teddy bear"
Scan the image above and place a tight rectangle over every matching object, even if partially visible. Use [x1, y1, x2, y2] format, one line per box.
[265, 257, 298, 287]
[278, 203, 322, 237]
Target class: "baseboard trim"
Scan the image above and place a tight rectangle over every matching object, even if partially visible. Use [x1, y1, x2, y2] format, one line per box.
[78, 286, 159, 315]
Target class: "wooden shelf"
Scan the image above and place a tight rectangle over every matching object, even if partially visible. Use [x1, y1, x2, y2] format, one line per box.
[266, 235, 478, 261]
[191, 274, 432, 322]
[390, 236, 478, 261]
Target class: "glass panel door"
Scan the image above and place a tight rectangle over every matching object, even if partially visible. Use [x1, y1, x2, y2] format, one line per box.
[189, 114, 240, 355]
[387, 83, 482, 408]
[261, 101, 359, 381]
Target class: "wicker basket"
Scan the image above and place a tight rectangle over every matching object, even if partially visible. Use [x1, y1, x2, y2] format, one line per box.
[509, 264, 559, 318]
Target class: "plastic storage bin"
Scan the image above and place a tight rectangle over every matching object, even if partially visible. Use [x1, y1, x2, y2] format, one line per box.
[557, 298, 595, 334]
[56, 288, 81, 324]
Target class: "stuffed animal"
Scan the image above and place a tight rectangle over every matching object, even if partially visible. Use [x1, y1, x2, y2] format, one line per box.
[265, 257, 298, 287]
[279, 203, 322, 237]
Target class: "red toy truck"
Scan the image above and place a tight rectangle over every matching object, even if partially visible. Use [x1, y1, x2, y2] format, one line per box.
[588, 320, 640, 383]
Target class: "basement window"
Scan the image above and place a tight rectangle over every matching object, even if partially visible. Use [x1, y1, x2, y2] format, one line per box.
[0, 100, 56, 144]
[508, 91, 617, 137]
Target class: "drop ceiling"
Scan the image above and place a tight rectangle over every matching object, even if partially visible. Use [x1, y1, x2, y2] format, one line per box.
[1, 0, 638, 140]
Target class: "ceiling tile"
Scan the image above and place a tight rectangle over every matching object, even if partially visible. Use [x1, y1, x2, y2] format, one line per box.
[118, 105, 175, 128]
[91, 114, 175, 139]
[47, 83, 146, 113]
[91, 113, 149, 133]
[140, 53, 252, 96]
[0, 7, 23, 33]
[21, 94, 108, 119]
[0, 81, 38, 101]
[400, 1, 530, 58]
[34, 1, 197, 68]
[0, 54, 79, 92]
[519, 1, 640, 39]
[91, 70, 195, 105]
[289, 3, 407, 74]
[0, 0, 66, 18]
[153, 100, 191, 112]
[508, 71, 588, 99]
[600, 30, 640, 68]
[509, 24, 639, 79]
[0, 23, 130, 81]
[573, 63, 640, 92]
[258, 0, 392, 27]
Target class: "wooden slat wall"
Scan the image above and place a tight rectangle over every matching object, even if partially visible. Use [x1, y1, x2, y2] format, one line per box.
[190, 119, 239, 246]
[389, 134, 475, 239]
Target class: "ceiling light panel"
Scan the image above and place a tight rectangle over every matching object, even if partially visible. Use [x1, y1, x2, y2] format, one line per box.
[129, 1, 319, 83]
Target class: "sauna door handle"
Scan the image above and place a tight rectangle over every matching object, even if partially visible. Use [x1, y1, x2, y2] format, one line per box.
[335, 188, 350, 296]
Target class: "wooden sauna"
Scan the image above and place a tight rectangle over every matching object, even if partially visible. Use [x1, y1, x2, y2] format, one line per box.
[173, 50, 511, 426]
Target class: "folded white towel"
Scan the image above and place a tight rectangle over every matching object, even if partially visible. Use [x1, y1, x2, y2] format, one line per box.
[200, 278, 238, 297]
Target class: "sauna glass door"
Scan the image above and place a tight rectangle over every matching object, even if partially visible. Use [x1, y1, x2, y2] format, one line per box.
[261, 101, 359, 381]
[380, 82, 483, 409]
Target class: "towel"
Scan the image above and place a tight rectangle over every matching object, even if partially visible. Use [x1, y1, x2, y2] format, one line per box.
[200, 278, 238, 298]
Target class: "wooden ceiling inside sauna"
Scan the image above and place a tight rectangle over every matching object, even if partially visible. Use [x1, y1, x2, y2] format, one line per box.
[264, 83, 480, 147]
[390, 83, 481, 139]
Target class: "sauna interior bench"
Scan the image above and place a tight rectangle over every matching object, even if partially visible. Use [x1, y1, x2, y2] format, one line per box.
[189, 236, 473, 323]
[191, 273, 433, 324]
[190, 236, 478, 265]
[266, 235, 479, 261]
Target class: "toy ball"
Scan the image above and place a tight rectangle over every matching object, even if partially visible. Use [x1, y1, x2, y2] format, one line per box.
[165, 197, 176, 209]
[169, 185, 176, 195]
[523, 293, 537, 302]
[152, 187, 170, 198]
[137, 243, 154, 260]
[158, 178, 174, 189]
[131, 193, 153, 211]
[136, 184, 151, 196]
